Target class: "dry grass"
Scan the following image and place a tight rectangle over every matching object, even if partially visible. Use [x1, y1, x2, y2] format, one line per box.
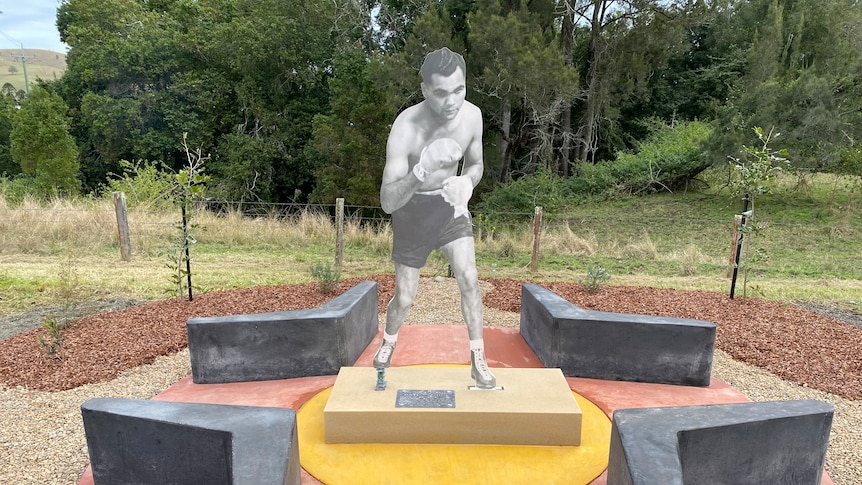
[543, 222, 599, 256]
[622, 230, 659, 260]
[670, 244, 713, 276]
[0, 197, 118, 254]
[1, 194, 860, 316]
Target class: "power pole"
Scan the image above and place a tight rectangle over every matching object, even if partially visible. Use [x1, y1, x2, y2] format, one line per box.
[9, 44, 35, 95]
[0, 32, 35, 95]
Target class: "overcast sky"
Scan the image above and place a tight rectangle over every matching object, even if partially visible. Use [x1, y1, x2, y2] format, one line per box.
[0, 1, 67, 53]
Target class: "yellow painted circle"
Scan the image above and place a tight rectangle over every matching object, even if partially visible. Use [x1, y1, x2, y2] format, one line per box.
[297, 374, 611, 485]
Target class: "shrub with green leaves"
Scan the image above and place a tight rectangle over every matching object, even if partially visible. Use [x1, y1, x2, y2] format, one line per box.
[101, 160, 177, 210]
[310, 261, 341, 294]
[580, 264, 610, 293]
[36, 315, 64, 356]
[571, 120, 714, 198]
[476, 121, 713, 219]
[476, 166, 574, 218]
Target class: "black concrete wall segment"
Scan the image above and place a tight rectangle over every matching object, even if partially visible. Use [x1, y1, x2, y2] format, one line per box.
[607, 400, 834, 485]
[81, 397, 300, 485]
[187, 281, 378, 383]
[519, 283, 716, 386]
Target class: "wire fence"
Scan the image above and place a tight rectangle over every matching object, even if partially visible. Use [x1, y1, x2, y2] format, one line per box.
[2, 196, 860, 282]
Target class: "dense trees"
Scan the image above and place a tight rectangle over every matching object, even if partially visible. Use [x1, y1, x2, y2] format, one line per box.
[0, 0, 859, 203]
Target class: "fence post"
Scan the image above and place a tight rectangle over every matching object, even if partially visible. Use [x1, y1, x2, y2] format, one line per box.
[335, 198, 344, 268]
[531, 206, 543, 273]
[113, 191, 132, 262]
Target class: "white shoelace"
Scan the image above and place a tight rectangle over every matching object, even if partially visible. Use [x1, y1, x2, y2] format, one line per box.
[377, 342, 395, 362]
[473, 352, 493, 378]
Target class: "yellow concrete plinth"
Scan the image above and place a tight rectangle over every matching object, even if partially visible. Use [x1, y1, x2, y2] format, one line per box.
[324, 366, 582, 446]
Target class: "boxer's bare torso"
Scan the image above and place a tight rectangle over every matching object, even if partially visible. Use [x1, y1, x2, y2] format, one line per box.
[380, 66, 484, 214]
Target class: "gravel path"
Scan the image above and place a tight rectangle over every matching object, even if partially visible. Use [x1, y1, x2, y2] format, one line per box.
[1, 276, 859, 484]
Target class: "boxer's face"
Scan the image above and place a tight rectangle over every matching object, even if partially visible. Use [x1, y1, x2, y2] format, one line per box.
[421, 67, 466, 121]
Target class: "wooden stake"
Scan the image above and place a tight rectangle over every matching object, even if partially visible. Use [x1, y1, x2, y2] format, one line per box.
[531, 206, 543, 273]
[113, 191, 132, 261]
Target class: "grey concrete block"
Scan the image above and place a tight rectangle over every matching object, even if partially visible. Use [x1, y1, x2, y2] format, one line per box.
[81, 398, 300, 485]
[187, 281, 378, 383]
[607, 400, 834, 485]
[519, 283, 716, 386]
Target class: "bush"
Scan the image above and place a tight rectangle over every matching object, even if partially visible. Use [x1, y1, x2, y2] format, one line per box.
[580, 264, 610, 293]
[476, 167, 577, 219]
[0, 175, 36, 205]
[100, 160, 177, 210]
[310, 261, 341, 294]
[477, 121, 713, 219]
[570, 120, 714, 198]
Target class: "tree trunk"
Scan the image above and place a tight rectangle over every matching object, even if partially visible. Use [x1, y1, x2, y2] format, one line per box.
[498, 96, 513, 183]
[560, 10, 575, 177]
[577, 0, 606, 164]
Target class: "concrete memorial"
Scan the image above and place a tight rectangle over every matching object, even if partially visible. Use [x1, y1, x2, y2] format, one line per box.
[81, 398, 300, 485]
[607, 400, 834, 485]
[76, 45, 837, 485]
[520, 283, 716, 386]
[186, 280, 378, 383]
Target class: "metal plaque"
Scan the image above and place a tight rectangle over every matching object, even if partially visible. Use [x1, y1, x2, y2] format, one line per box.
[395, 389, 455, 408]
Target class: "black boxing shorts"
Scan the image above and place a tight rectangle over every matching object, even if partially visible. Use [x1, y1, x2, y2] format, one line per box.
[391, 191, 473, 268]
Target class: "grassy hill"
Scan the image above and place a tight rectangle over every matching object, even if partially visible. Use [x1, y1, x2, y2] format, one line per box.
[0, 49, 67, 92]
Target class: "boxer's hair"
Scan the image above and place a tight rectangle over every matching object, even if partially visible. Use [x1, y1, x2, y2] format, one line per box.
[420, 47, 466, 83]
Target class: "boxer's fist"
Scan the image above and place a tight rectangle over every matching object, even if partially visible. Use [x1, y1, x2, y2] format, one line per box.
[442, 175, 473, 219]
[419, 138, 463, 172]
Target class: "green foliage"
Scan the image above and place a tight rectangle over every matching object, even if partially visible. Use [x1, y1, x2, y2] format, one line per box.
[706, 0, 862, 170]
[468, 0, 579, 175]
[56, 0, 340, 200]
[101, 159, 176, 209]
[309, 261, 341, 294]
[478, 121, 713, 217]
[477, 167, 574, 218]
[209, 134, 281, 202]
[727, 127, 790, 199]
[310, 49, 394, 206]
[37, 0, 862, 207]
[164, 226, 195, 299]
[35, 248, 82, 356]
[836, 143, 862, 179]
[36, 315, 65, 356]
[0, 175, 37, 205]
[573, 120, 713, 197]
[9, 85, 80, 196]
[580, 264, 610, 294]
[0, 94, 17, 177]
[728, 127, 790, 299]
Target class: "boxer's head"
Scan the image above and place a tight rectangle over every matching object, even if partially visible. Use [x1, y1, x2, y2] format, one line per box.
[420, 47, 466, 84]
[420, 48, 467, 121]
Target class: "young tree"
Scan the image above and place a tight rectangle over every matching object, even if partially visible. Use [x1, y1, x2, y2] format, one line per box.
[10, 85, 80, 195]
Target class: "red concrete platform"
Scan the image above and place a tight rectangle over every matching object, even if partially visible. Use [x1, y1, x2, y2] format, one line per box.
[78, 325, 834, 485]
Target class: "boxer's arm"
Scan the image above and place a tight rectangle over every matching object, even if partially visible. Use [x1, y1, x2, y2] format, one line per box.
[460, 106, 484, 188]
[380, 120, 422, 214]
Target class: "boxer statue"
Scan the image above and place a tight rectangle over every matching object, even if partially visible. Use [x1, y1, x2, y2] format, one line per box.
[375, 47, 496, 389]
